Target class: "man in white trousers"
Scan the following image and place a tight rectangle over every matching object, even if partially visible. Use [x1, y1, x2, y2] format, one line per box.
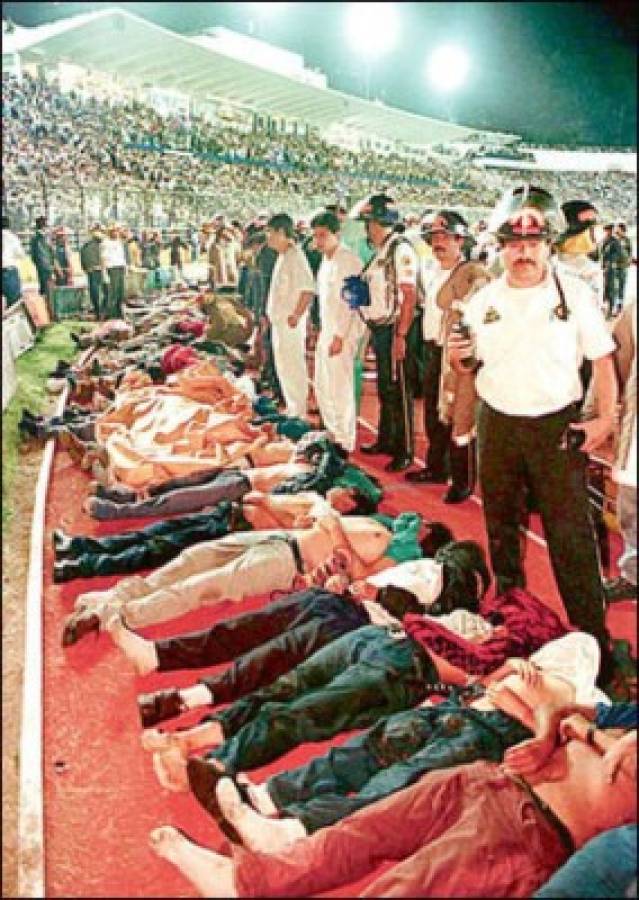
[265, 213, 315, 418]
[311, 210, 366, 453]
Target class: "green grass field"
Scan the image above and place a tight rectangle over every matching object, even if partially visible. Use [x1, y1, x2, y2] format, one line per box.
[2, 322, 86, 524]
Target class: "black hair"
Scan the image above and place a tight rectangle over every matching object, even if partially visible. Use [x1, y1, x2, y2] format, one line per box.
[419, 522, 455, 558]
[267, 213, 295, 238]
[431, 540, 491, 615]
[344, 486, 380, 516]
[310, 210, 340, 233]
[375, 584, 424, 619]
[35, 216, 47, 228]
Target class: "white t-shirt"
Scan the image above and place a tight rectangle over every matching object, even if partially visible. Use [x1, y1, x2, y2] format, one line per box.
[557, 254, 604, 311]
[2, 230, 26, 269]
[363, 235, 417, 323]
[464, 268, 615, 415]
[266, 243, 315, 324]
[421, 263, 452, 344]
[316, 244, 363, 345]
[102, 238, 127, 269]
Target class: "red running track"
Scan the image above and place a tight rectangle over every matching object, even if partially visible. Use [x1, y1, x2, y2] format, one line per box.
[42, 386, 635, 897]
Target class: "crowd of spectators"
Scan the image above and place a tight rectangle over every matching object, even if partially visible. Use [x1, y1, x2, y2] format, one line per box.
[3, 70, 637, 233]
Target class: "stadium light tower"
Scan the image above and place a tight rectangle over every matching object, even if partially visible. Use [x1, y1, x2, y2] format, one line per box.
[425, 45, 471, 93]
[345, 3, 400, 99]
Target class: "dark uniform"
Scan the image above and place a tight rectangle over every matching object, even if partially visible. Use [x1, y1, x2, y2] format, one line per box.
[29, 225, 55, 300]
[601, 228, 622, 317]
[358, 196, 418, 471]
[80, 232, 107, 320]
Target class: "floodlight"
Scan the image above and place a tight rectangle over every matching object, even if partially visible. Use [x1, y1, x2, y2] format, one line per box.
[425, 45, 471, 93]
[345, 3, 400, 56]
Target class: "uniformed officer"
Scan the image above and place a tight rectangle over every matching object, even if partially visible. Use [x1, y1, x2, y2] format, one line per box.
[265, 213, 316, 419]
[448, 184, 617, 669]
[406, 210, 492, 503]
[357, 194, 418, 471]
[311, 209, 365, 453]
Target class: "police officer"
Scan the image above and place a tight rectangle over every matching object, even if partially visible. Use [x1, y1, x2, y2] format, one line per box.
[406, 210, 491, 503]
[449, 185, 617, 672]
[601, 223, 623, 318]
[358, 194, 418, 471]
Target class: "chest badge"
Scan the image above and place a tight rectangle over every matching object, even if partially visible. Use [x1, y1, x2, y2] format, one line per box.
[483, 307, 501, 324]
[551, 302, 570, 322]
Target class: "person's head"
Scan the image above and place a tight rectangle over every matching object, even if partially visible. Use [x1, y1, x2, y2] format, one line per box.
[357, 193, 399, 248]
[266, 213, 295, 253]
[374, 584, 426, 619]
[311, 210, 340, 255]
[35, 215, 47, 230]
[558, 200, 598, 256]
[489, 185, 564, 288]
[422, 209, 468, 269]
[616, 222, 627, 236]
[431, 540, 491, 616]
[326, 485, 380, 516]
[325, 203, 347, 221]
[418, 521, 456, 559]
[107, 222, 120, 238]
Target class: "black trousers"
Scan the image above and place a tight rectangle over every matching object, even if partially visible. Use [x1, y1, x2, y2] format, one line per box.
[477, 401, 607, 646]
[370, 323, 413, 459]
[156, 589, 369, 704]
[87, 270, 108, 320]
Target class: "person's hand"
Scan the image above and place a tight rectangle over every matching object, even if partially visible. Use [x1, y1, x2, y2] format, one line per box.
[502, 735, 556, 777]
[507, 658, 542, 688]
[558, 713, 591, 745]
[602, 730, 637, 784]
[567, 415, 615, 454]
[292, 513, 314, 529]
[287, 313, 299, 329]
[447, 330, 474, 372]
[328, 335, 343, 357]
[392, 333, 406, 364]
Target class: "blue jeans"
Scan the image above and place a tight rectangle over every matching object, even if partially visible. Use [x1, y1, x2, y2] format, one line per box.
[534, 825, 637, 898]
[208, 626, 437, 774]
[89, 469, 251, 520]
[2, 267, 21, 305]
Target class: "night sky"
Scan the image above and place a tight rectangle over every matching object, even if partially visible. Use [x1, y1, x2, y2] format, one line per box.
[3, 1, 637, 146]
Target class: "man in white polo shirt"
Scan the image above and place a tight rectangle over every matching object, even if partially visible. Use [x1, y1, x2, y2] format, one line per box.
[448, 184, 617, 675]
[266, 213, 315, 419]
[102, 222, 127, 318]
[311, 210, 365, 453]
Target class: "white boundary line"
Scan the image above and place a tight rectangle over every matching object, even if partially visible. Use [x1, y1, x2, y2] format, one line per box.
[357, 414, 548, 548]
[18, 347, 92, 898]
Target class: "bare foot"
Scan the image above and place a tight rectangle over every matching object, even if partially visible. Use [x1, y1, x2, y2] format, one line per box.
[152, 748, 189, 792]
[105, 614, 158, 676]
[141, 728, 177, 753]
[149, 825, 237, 897]
[216, 777, 306, 854]
[236, 773, 279, 817]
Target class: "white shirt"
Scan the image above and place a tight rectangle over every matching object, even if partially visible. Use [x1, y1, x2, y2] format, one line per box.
[363, 235, 417, 323]
[2, 230, 26, 268]
[557, 254, 604, 311]
[529, 632, 609, 706]
[266, 243, 315, 324]
[316, 244, 363, 345]
[101, 238, 127, 269]
[464, 269, 615, 415]
[421, 263, 451, 344]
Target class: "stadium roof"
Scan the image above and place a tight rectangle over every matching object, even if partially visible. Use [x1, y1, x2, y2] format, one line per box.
[4, 7, 519, 146]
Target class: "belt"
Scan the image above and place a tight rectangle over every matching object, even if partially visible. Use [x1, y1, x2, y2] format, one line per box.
[272, 534, 304, 574]
[506, 773, 575, 855]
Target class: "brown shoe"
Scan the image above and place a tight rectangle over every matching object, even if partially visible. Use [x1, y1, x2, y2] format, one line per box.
[62, 610, 101, 647]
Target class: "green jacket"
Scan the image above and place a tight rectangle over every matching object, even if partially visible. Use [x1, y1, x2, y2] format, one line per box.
[80, 237, 103, 272]
[29, 230, 55, 272]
